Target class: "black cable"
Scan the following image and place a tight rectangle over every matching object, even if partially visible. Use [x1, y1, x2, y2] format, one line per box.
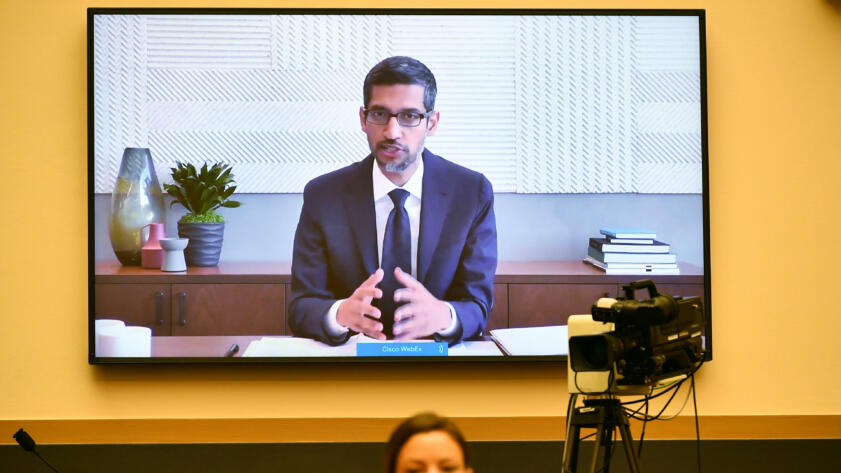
[621, 358, 706, 413]
[13, 429, 60, 473]
[625, 382, 683, 422]
[566, 393, 577, 425]
[641, 379, 686, 422]
[573, 366, 616, 396]
[692, 374, 702, 473]
[622, 358, 706, 404]
[33, 452, 60, 473]
[579, 431, 598, 441]
[573, 371, 584, 395]
[637, 397, 649, 458]
[565, 392, 578, 454]
[623, 387, 665, 417]
[620, 379, 684, 406]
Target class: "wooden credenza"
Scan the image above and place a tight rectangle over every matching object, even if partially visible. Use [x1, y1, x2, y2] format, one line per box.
[94, 261, 705, 336]
[95, 262, 289, 336]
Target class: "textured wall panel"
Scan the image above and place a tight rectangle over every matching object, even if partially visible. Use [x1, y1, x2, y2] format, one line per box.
[214, 162, 360, 194]
[93, 14, 703, 194]
[633, 71, 700, 103]
[146, 15, 272, 69]
[632, 133, 701, 192]
[148, 130, 368, 162]
[516, 16, 635, 193]
[146, 69, 359, 102]
[93, 15, 149, 193]
[634, 16, 701, 72]
[148, 130, 368, 193]
[633, 133, 701, 164]
[148, 102, 360, 132]
[637, 103, 702, 134]
[630, 17, 702, 194]
[273, 15, 390, 72]
[637, 163, 702, 194]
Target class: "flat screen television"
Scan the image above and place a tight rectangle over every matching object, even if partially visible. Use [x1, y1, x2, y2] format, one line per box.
[89, 8, 710, 364]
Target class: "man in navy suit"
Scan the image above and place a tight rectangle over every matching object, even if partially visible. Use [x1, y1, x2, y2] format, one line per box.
[289, 56, 497, 345]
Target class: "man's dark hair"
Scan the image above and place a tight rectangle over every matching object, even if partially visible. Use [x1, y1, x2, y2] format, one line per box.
[363, 56, 437, 112]
[384, 412, 471, 473]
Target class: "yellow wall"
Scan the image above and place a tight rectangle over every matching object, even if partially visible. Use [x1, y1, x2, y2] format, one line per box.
[2, 0, 841, 433]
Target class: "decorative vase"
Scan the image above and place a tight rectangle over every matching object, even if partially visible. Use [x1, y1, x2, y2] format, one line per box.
[141, 222, 166, 269]
[159, 237, 189, 272]
[108, 148, 165, 266]
[178, 222, 225, 267]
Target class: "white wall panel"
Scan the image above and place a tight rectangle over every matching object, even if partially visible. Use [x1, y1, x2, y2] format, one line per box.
[93, 15, 149, 193]
[516, 16, 634, 193]
[93, 14, 703, 195]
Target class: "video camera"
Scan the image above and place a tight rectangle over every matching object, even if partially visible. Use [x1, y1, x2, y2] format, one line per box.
[568, 280, 705, 394]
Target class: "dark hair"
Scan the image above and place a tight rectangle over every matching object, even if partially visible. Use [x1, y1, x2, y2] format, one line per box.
[363, 56, 437, 112]
[385, 412, 470, 473]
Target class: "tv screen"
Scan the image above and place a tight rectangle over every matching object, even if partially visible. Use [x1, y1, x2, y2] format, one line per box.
[89, 8, 710, 363]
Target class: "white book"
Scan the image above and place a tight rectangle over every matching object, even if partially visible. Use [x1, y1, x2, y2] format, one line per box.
[606, 237, 655, 244]
[584, 257, 681, 275]
[590, 238, 670, 253]
[588, 247, 677, 264]
[600, 227, 657, 239]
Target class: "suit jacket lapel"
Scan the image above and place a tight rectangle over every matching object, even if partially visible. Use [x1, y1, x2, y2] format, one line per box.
[344, 155, 378, 276]
[418, 150, 451, 284]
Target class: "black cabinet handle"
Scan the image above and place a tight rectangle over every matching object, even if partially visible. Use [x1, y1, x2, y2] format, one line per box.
[154, 291, 164, 326]
[178, 292, 187, 326]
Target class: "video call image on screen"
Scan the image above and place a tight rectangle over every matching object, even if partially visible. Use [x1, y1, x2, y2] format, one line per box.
[90, 10, 709, 362]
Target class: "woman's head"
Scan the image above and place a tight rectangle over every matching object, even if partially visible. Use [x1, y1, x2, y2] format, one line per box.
[386, 412, 473, 473]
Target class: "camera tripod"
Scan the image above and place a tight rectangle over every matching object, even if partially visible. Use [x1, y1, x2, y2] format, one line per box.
[562, 396, 642, 473]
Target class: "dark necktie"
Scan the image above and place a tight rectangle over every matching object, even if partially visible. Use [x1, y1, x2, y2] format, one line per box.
[378, 188, 411, 338]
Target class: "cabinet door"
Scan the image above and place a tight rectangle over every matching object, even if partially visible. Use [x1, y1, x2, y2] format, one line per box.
[94, 284, 171, 335]
[486, 284, 509, 331]
[508, 284, 617, 327]
[170, 284, 285, 336]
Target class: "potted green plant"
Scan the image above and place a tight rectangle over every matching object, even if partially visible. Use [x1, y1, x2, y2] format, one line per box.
[163, 162, 241, 266]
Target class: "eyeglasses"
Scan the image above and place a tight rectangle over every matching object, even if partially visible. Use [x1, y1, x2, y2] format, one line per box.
[363, 108, 433, 127]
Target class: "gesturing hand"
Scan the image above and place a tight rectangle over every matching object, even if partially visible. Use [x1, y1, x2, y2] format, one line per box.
[391, 267, 453, 340]
[336, 269, 386, 340]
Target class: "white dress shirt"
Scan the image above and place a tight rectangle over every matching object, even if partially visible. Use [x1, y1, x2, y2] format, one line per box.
[324, 155, 459, 338]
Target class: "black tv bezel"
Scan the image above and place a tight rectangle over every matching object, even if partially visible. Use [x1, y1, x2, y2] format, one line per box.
[87, 7, 711, 365]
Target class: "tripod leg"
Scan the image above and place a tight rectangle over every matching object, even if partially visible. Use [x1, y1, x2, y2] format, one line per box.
[562, 425, 581, 473]
[586, 424, 604, 473]
[617, 418, 643, 473]
[602, 426, 614, 473]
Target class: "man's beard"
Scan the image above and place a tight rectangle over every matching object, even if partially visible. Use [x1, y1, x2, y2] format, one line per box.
[380, 152, 417, 173]
[375, 142, 421, 173]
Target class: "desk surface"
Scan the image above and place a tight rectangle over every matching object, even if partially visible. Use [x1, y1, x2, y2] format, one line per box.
[96, 260, 704, 284]
[153, 336, 260, 357]
[149, 335, 540, 358]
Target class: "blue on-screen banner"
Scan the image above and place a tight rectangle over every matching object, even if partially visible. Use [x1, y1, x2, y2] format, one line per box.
[356, 342, 448, 357]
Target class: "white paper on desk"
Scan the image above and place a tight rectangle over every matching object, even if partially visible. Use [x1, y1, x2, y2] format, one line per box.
[242, 336, 356, 357]
[242, 334, 400, 357]
[448, 341, 503, 356]
[490, 325, 569, 356]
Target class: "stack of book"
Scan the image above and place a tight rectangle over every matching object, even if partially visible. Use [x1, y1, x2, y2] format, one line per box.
[584, 228, 679, 275]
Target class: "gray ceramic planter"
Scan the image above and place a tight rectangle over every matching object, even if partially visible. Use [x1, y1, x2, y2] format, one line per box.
[177, 222, 225, 267]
